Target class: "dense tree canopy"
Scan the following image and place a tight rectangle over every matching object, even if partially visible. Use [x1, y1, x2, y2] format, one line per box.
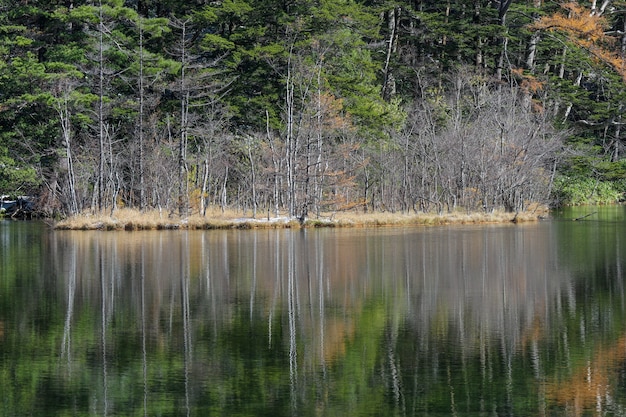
[1, 0, 625, 217]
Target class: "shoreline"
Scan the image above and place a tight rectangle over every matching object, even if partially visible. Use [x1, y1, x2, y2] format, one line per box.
[52, 206, 549, 231]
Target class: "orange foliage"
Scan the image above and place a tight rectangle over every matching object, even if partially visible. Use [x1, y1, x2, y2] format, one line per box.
[317, 92, 352, 132]
[532, 3, 607, 40]
[511, 67, 546, 113]
[530, 2, 626, 81]
[522, 75, 546, 94]
[512, 67, 546, 94]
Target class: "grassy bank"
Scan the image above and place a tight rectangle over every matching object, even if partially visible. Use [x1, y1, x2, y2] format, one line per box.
[53, 205, 549, 231]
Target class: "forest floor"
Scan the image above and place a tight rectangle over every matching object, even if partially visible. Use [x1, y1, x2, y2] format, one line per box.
[52, 204, 549, 230]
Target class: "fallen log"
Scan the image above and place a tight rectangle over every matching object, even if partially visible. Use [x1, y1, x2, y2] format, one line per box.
[573, 212, 597, 221]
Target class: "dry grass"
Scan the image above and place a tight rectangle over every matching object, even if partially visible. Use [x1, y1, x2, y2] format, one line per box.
[325, 206, 547, 227]
[53, 205, 549, 231]
[54, 207, 237, 231]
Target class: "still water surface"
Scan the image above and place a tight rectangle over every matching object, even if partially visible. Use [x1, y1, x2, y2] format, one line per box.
[1, 206, 626, 416]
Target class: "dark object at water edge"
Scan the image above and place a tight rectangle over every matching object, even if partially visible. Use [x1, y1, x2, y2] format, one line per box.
[0, 196, 36, 219]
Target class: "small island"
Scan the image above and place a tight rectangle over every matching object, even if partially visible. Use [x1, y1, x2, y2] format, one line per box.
[52, 205, 548, 231]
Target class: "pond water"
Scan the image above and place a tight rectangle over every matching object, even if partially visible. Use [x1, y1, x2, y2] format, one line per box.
[1, 206, 626, 416]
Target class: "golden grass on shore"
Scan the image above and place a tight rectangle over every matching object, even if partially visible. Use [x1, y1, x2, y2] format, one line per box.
[53, 205, 549, 231]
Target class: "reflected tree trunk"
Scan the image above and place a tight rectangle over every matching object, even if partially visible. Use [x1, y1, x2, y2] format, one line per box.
[250, 232, 257, 318]
[141, 245, 148, 417]
[200, 234, 219, 341]
[100, 246, 109, 416]
[288, 232, 298, 415]
[269, 231, 281, 349]
[386, 325, 404, 411]
[317, 235, 326, 375]
[61, 244, 77, 364]
[181, 234, 191, 417]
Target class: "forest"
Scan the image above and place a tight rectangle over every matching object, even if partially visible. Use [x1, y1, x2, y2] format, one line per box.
[0, 0, 625, 219]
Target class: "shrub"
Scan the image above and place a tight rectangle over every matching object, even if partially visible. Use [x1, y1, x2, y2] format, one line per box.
[552, 175, 624, 206]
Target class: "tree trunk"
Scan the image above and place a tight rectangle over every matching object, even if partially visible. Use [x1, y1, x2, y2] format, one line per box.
[138, 18, 146, 210]
[526, 31, 540, 71]
[56, 84, 79, 214]
[382, 7, 398, 101]
[246, 135, 257, 218]
[286, 41, 297, 217]
[97, 0, 105, 212]
[200, 158, 209, 216]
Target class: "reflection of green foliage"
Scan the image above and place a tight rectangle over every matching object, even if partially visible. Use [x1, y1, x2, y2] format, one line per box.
[4, 223, 626, 415]
[329, 301, 388, 415]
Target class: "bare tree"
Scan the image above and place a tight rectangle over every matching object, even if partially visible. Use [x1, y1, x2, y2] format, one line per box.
[168, 16, 232, 216]
[392, 69, 563, 214]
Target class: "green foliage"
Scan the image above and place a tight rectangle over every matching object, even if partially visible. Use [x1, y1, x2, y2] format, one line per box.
[0, 0, 624, 213]
[553, 175, 623, 205]
[0, 151, 40, 195]
[200, 33, 236, 53]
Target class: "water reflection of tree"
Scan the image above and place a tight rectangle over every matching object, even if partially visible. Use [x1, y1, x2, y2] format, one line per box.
[53, 228, 559, 414]
[5, 224, 626, 415]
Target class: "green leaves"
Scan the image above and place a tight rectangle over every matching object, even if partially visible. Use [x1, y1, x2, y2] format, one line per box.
[0, 0, 622, 212]
[553, 175, 623, 205]
[0, 150, 39, 195]
[200, 33, 236, 53]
